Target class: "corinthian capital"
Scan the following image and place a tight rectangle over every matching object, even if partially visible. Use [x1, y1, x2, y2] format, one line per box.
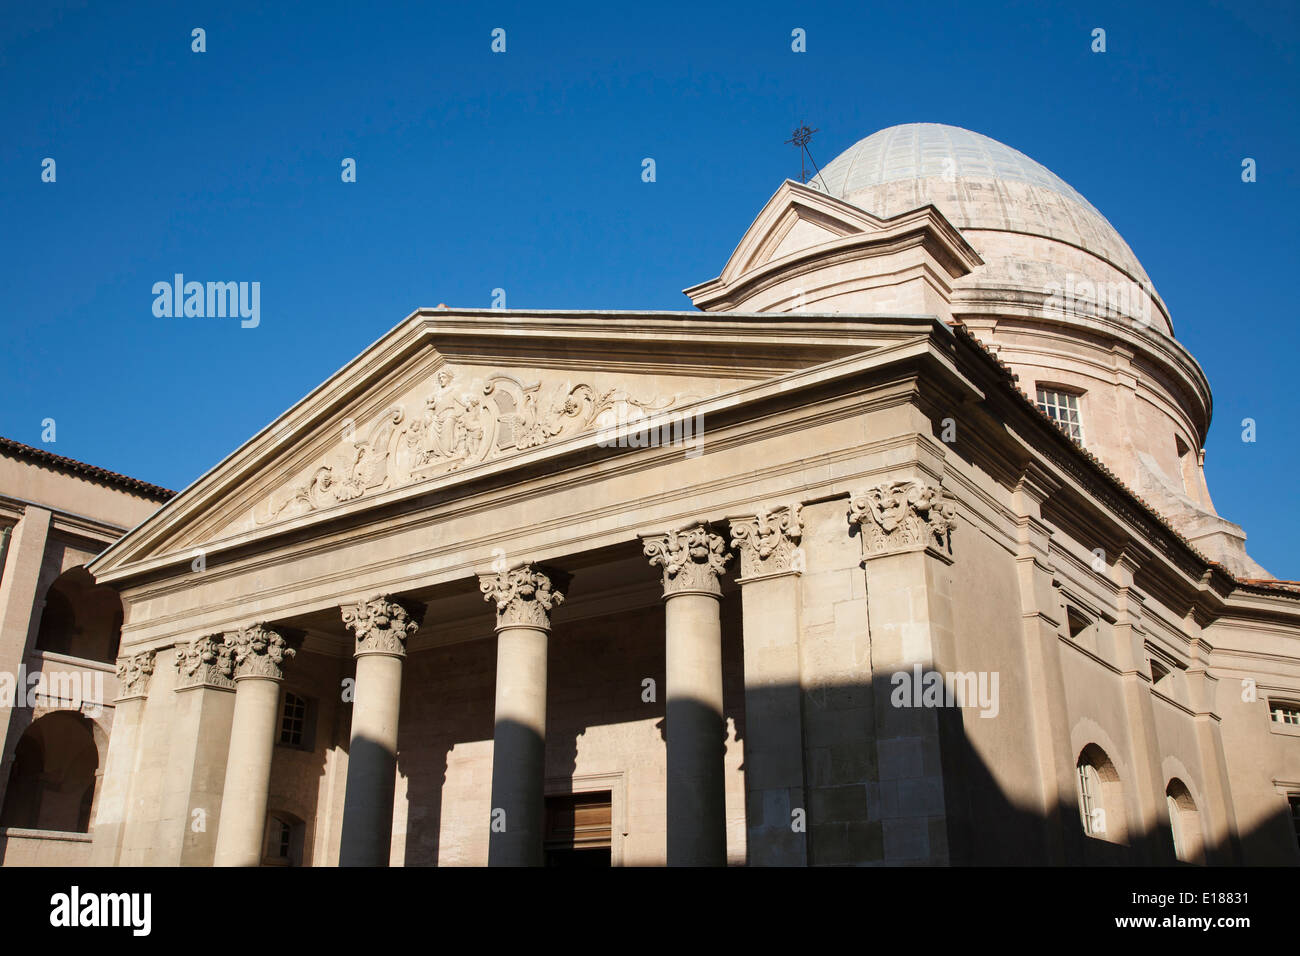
[848, 479, 957, 557]
[480, 565, 569, 630]
[225, 624, 297, 681]
[115, 650, 156, 700]
[341, 595, 425, 657]
[642, 522, 732, 597]
[730, 504, 804, 578]
[175, 635, 235, 690]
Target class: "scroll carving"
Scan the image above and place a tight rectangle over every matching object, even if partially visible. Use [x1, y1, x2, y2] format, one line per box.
[256, 371, 683, 526]
[116, 650, 157, 699]
[848, 479, 957, 556]
[341, 595, 424, 657]
[643, 523, 732, 597]
[225, 624, 296, 681]
[174, 635, 235, 690]
[480, 565, 569, 630]
[730, 504, 804, 577]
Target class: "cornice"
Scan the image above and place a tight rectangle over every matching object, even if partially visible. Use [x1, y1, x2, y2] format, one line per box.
[93, 326, 974, 588]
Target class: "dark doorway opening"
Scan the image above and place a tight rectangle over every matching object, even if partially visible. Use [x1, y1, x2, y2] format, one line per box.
[544, 791, 612, 867]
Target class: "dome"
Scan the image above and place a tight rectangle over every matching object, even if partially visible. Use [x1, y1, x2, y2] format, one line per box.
[811, 123, 1170, 333]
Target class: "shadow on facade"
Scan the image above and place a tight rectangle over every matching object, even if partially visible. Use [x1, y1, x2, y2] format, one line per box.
[323, 579, 1300, 866]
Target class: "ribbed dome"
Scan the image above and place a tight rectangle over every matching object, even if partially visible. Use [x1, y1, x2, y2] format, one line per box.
[812, 123, 1158, 303]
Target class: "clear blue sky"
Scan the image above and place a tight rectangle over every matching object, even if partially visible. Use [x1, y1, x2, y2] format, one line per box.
[1, 0, 1296, 576]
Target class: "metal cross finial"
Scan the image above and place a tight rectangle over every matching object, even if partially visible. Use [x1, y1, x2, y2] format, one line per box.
[785, 125, 822, 185]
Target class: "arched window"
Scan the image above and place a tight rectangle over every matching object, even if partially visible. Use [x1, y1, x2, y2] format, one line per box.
[1078, 762, 1103, 835]
[263, 811, 306, 866]
[1076, 745, 1127, 844]
[1165, 779, 1203, 863]
[34, 567, 123, 664]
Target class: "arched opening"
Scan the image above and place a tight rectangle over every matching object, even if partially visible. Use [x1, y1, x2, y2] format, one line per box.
[1166, 778, 1204, 864]
[1076, 744, 1128, 845]
[0, 711, 100, 833]
[263, 810, 306, 866]
[34, 567, 123, 664]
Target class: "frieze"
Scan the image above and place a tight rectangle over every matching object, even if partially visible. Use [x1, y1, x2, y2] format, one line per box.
[255, 370, 684, 526]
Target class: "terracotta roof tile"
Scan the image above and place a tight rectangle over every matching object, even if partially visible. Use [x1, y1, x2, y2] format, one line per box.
[0, 436, 175, 501]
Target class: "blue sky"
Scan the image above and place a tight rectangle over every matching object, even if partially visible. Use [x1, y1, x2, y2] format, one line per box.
[1, 0, 1296, 576]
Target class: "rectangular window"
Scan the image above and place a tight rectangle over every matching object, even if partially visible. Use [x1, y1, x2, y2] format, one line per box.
[1290, 796, 1300, 849]
[1036, 387, 1084, 442]
[279, 691, 308, 747]
[1270, 701, 1300, 726]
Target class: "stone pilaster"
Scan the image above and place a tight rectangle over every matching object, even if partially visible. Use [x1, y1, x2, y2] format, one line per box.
[730, 504, 808, 865]
[1111, 548, 1176, 864]
[338, 595, 424, 866]
[212, 624, 296, 867]
[159, 637, 237, 865]
[848, 479, 959, 864]
[480, 565, 569, 866]
[88, 649, 157, 866]
[1009, 467, 1081, 864]
[643, 522, 732, 866]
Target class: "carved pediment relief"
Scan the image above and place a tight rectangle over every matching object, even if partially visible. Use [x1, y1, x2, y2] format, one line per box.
[248, 367, 700, 530]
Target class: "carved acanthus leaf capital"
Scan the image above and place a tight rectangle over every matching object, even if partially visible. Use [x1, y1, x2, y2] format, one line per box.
[479, 565, 569, 630]
[116, 650, 156, 700]
[341, 595, 425, 657]
[730, 504, 804, 578]
[643, 523, 732, 597]
[848, 479, 957, 556]
[225, 624, 297, 681]
[174, 635, 235, 689]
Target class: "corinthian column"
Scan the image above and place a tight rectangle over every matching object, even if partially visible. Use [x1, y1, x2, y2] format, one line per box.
[643, 523, 732, 866]
[480, 564, 569, 866]
[212, 624, 296, 867]
[338, 595, 423, 867]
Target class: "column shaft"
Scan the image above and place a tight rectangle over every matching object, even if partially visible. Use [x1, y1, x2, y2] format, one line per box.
[664, 590, 727, 866]
[488, 624, 549, 866]
[212, 676, 281, 866]
[339, 652, 404, 866]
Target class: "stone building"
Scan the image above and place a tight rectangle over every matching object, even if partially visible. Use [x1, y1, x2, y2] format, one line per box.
[0, 438, 173, 865]
[8, 123, 1300, 866]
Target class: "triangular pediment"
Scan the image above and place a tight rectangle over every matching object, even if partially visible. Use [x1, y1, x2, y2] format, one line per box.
[683, 180, 982, 312]
[91, 309, 902, 580]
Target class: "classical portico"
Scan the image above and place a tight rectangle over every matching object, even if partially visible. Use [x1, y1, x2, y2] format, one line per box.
[77, 123, 1300, 868]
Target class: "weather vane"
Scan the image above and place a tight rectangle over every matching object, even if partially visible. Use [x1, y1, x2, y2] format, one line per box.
[785, 124, 823, 187]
